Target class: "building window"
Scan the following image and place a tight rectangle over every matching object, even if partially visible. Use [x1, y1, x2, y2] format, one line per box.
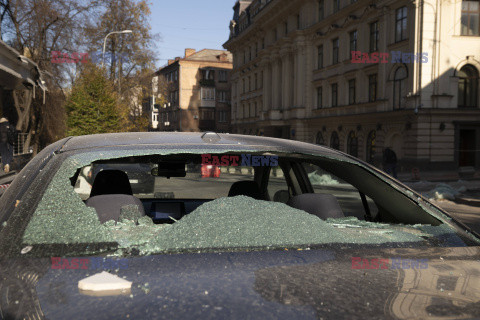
[318, 0, 324, 21]
[333, 0, 340, 13]
[330, 131, 340, 149]
[366, 130, 376, 164]
[218, 91, 227, 102]
[348, 79, 356, 104]
[349, 30, 357, 59]
[219, 70, 227, 82]
[458, 64, 479, 108]
[395, 6, 408, 42]
[331, 83, 338, 107]
[218, 111, 227, 123]
[174, 70, 178, 81]
[201, 87, 215, 101]
[248, 76, 251, 92]
[347, 131, 358, 157]
[332, 38, 339, 64]
[368, 74, 377, 102]
[284, 21, 288, 35]
[297, 14, 301, 29]
[242, 79, 245, 94]
[202, 69, 215, 80]
[369, 21, 379, 52]
[393, 66, 407, 109]
[317, 87, 323, 108]
[462, 1, 480, 35]
[317, 45, 323, 69]
[201, 109, 215, 120]
[255, 73, 258, 90]
[316, 132, 325, 145]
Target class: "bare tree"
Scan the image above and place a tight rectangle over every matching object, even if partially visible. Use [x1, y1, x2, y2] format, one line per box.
[83, 0, 159, 131]
[1, 0, 102, 152]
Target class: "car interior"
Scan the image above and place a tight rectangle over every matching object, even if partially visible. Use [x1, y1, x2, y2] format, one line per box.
[71, 153, 443, 227]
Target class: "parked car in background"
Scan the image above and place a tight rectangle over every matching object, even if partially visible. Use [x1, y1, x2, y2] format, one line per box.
[201, 164, 221, 178]
[0, 132, 479, 319]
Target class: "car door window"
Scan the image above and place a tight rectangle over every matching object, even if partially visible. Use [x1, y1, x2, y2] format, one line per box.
[302, 162, 378, 219]
[266, 166, 291, 203]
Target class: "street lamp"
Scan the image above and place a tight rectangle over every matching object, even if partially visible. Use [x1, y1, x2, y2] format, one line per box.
[102, 30, 133, 68]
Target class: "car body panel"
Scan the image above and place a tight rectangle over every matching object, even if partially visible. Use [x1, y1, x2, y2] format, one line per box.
[2, 247, 480, 319]
[1, 133, 479, 319]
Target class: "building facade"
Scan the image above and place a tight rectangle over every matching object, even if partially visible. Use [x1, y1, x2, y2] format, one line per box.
[154, 49, 233, 132]
[224, 0, 480, 173]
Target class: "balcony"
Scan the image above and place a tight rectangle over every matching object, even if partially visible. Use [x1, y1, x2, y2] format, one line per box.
[199, 79, 215, 87]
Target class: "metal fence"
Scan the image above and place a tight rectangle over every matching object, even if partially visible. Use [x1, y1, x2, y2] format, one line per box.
[13, 133, 31, 156]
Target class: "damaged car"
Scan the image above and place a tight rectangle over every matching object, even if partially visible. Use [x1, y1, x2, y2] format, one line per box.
[0, 132, 479, 319]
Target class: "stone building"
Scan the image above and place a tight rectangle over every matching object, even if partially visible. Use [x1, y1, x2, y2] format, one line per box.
[224, 0, 480, 173]
[155, 49, 233, 132]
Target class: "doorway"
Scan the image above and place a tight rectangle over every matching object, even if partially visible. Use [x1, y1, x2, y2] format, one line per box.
[459, 129, 476, 166]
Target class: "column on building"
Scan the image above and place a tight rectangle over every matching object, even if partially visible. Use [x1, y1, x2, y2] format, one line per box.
[295, 44, 306, 108]
[293, 51, 297, 107]
[262, 60, 272, 112]
[271, 54, 280, 110]
[281, 48, 292, 110]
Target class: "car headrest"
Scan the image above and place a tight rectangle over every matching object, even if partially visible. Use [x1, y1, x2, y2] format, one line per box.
[90, 169, 133, 197]
[228, 181, 262, 200]
[287, 193, 345, 220]
[86, 194, 145, 223]
[273, 190, 290, 203]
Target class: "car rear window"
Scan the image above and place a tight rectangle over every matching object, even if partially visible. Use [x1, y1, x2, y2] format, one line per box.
[16, 150, 480, 256]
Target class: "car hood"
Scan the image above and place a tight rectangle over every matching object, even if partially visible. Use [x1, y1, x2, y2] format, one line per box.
[2, 246, 480, 319]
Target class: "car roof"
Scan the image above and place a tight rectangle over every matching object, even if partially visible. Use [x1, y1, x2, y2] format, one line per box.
[58, 132, 346, 159]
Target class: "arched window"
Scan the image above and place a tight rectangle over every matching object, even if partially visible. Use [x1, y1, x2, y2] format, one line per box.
[316, 132, 325, 145]
[366, 130, 376, 164]
[330, 131, 339, 150]
[347, 131, 358, 157]
[393, 66, 407, 109]
[458, 65, 479, 108]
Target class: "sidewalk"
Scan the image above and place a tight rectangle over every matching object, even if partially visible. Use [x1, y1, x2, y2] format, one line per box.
[394, 169, 480, 210]
[397, 169, 480, 183]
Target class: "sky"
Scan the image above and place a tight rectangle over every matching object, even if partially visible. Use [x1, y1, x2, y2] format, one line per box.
[149, 0, 236, 69]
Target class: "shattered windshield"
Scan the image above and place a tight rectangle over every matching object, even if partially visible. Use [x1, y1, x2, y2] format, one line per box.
[20, 150, 479, 257]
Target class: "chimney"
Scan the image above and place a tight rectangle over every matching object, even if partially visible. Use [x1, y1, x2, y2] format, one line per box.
[168, 59, 175, 65]
[185, 48, 196, 58]
[175, 57, 181, 61]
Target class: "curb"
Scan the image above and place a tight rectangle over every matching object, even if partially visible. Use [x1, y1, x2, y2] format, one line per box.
[455, 197, 480, 208]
